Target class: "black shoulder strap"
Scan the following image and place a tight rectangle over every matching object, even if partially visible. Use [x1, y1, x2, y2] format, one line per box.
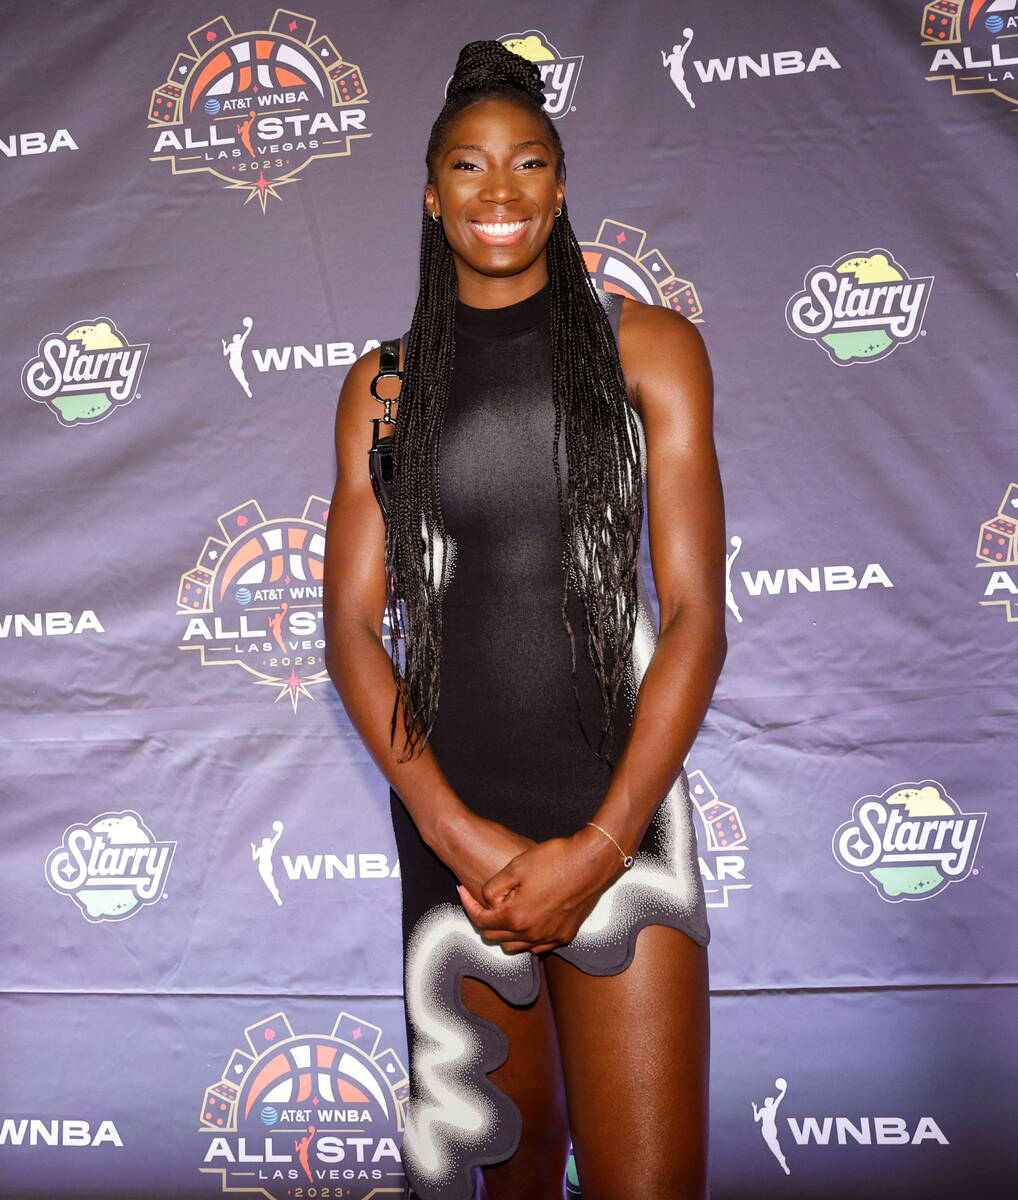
[370, 338, 402, 427]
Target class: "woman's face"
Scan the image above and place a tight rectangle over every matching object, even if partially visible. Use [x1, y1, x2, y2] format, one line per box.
[425, 97, 564, 304]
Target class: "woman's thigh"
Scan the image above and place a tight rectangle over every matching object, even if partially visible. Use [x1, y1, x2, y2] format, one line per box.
[544, 925, 710, 1200]
[460, 966, 570, 1200]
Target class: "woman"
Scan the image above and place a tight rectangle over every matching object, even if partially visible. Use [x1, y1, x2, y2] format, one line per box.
[324, 40, 725, 1200]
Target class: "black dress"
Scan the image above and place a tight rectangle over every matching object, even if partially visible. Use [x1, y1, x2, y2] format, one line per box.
[389, 284, 709, 1200]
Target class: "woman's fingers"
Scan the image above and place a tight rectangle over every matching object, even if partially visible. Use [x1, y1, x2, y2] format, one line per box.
[481, 862, 520, 907]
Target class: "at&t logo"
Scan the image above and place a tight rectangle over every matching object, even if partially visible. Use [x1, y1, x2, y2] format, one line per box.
[786, 250, 933, 364]
[45, 810, 176, 922]
[148, 9, 370, 211]
[177, 497, 330, 710]
[832, 781, 985, 901]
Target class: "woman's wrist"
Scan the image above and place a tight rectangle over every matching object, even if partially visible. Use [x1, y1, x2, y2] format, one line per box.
[574, 822, 630, 885]
[423, 799, 478, 865]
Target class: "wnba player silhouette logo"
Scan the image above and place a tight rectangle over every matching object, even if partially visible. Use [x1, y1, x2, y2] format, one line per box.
[252, 820, 284, 906]
[295, 1125, 316, 1182]
[222, 317, 254, 397]
[753, 1077, 790, 1174]
[662, 29, 696, 108]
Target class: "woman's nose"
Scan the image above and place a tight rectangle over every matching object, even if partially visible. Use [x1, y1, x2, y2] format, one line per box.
[479, 167, 521, 203]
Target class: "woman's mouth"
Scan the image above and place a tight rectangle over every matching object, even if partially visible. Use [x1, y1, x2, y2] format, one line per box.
[469, 218, 530, 245]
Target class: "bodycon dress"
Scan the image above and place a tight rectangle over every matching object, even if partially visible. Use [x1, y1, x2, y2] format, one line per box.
[388, 283, 710, 1200]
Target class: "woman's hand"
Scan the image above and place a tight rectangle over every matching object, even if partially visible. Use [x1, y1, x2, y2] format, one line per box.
[441, 814, 536, 906]
[457, 826, 624, 954]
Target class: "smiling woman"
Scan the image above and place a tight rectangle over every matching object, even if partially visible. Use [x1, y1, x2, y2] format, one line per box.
[324, 39, 726, 1200]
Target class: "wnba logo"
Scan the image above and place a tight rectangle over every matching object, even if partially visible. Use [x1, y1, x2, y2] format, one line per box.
[580, 218, 703, 322]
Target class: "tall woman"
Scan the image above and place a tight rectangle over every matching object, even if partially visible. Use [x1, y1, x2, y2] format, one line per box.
[324, 41, 725, 1200]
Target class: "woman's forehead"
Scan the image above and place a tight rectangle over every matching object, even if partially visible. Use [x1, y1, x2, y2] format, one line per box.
[437, 97, 550, 154]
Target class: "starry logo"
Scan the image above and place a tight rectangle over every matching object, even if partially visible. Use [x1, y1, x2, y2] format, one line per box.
[580, 218, 703, 322]
[832, 781, 985, 902]
[200, 1010, 408, 1199]
[785, 249, 933, 364]
[689, 769, 752, 909]
[976, 482, 1018, 622]
[148, 9, 370, 211]
[498, 30, 583, 118]
[20, 318, 149, 426]
[177, 497, 330, 711]
[44, 811, 175, 923]
[922, 1, 1018, 112]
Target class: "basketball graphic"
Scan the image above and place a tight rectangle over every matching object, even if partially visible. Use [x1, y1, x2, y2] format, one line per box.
[216, 521, 325, 602]
[185, 37, 326, 114]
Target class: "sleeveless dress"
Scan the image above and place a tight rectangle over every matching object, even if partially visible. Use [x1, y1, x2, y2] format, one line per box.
[389, 284, 709, 1200]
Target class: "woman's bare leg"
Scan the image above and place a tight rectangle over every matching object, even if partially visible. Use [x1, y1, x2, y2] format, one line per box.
[544, 925, 709, 1200]
[461, 966, 570, 1200]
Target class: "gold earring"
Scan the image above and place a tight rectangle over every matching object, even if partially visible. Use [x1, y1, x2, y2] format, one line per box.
[431, 211, 440, 222]
[554, 207, 563, 218]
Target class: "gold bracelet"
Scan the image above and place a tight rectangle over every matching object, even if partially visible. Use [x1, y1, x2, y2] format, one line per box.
[586, 821, 634, 869]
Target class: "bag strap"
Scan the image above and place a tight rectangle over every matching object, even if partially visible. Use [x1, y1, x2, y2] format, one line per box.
[370, 338, 402, 429]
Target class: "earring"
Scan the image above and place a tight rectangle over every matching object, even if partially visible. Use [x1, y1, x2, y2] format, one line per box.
[431, 211, 440, 222]
[555, 207, 563, 217]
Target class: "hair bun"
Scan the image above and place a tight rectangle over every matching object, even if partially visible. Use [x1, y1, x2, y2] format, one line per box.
[446, 40, 546, 106]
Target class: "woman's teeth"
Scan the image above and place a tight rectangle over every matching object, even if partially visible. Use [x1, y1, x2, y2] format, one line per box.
[473, 220, 527, 235]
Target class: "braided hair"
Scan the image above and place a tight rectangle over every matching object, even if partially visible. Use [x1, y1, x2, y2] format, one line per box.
[386, 40, 644, 760]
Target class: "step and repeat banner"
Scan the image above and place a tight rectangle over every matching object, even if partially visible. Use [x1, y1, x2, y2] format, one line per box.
[1, 1, 1016, 1196]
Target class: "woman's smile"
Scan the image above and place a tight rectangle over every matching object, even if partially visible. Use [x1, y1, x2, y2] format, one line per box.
[469, 217, 531, 244]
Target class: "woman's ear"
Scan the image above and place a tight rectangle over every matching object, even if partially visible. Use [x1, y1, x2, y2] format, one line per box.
[424, 184, 439, 221]
[555, 180, 565, 214]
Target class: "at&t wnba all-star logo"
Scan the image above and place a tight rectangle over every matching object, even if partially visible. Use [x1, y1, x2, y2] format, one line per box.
[833, 781, 985, 902]
[177, 497, 330, 710]
[580, 218, 704, 322]
[786, 249, 933, 364]
[498, 30, 582, 118]
[148, 9, 369, 210]
[20, 318, 149, 426]
[200, 1010, 408, 1198]
[922, 1, 1018, 110]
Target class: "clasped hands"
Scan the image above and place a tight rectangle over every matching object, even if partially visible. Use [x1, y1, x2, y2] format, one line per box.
[454, 818, 625, 955]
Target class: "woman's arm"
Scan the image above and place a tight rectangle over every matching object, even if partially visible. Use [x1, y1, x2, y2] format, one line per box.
[323, 351, 535, 900]
[461, 302, 726, 951]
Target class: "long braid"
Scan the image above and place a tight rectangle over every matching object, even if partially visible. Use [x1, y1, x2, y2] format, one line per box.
[385, 211, 457, 756]
[548, 206, 643, 756]
[385, 41, 643, 760]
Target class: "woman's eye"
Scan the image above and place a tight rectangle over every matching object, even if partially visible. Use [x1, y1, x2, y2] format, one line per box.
[519, 157, 549, 170]
[451, 160, 480, 171]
